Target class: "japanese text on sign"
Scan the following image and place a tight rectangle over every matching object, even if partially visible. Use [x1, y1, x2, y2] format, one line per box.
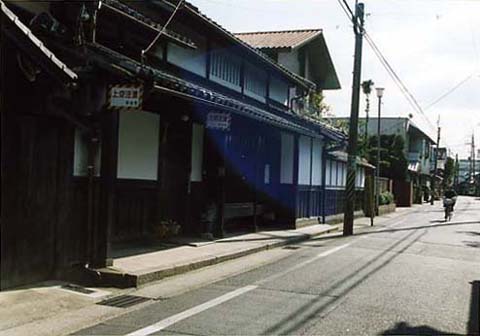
[206, 112, 231, 131]
[109, 85, 143, 109]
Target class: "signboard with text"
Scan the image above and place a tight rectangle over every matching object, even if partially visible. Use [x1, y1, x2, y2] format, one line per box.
[206, 112, 231, 131]
[108, 85, 143, 109]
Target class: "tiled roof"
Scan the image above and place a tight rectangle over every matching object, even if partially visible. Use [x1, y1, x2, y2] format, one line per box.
[176, 1, 316, 90]
[235, 29, 323, 50]
[0, 0, 77, 83]
[87, 43, 322, 138]
[104, 0, 196, 49]
[327, 150, 375, 169]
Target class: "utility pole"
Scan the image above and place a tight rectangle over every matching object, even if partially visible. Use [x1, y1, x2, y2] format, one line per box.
[473, 132, 477, 195]
[454, 153, 459, 190]
[344, 2, 365, 236]
[375, 88, 385, 213]
[431, 118, 441, 205]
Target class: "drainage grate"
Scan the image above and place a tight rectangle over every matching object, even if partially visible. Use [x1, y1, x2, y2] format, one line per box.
[97, 295, 151, 308]
[61, 284, 95, 295]
[283, 246, 301, 250]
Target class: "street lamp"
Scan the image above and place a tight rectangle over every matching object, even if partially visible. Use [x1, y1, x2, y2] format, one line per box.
[375, 87, 385, 215]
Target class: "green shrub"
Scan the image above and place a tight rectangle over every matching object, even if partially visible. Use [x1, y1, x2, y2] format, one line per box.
[379, 191, 394, 205]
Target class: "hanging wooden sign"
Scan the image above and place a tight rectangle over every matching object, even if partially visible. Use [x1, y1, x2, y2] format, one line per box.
[108, 84, 143, 109]
[206, 111, 231, 131]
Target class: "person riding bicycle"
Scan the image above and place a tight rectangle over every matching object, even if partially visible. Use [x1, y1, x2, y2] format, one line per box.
[443, 188, 457, 211]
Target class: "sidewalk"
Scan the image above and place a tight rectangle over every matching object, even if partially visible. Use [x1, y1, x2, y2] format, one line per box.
[95, 205, 420, 288]
[95, 224, 339, 288]
[0, 206, 424, 336]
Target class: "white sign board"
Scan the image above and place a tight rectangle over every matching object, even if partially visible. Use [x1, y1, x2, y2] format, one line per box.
[109, 85, 143, 109]
[206, 112, 231, 131]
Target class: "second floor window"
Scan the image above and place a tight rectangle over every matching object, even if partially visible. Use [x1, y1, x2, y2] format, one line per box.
[210, 48, 242, 91]
[244, 63, 267, 102]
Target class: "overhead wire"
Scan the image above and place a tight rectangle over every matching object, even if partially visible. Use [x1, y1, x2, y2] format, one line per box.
[336, 0, 436, 130]
[142, 0, 185, 60]
[424, 74, 474, 111]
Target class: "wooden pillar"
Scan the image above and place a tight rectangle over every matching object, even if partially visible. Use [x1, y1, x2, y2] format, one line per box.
[252, 133, 261, 232]
[157, 121, 169, 223]
[93, 108, 118, 268]
[292, 134, 300, 228]
[0, 21, 7, 289]
[321, 146, 327, 223]
[216, 131, 227, 238]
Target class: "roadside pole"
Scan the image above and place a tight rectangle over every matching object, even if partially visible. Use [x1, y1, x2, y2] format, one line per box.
[344, 2, 365, 236]
[431, 120, 440, 205]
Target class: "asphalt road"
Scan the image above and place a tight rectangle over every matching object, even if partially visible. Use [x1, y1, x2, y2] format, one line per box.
[75, 197, 480, 336]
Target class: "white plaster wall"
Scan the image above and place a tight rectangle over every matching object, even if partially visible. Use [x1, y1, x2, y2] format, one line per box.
[278, 50, 300, 75]
[311, 138, 323, 186]
[167, 42, 207, 77]
[280, 132, 294, 184]
[117, 111, 160, 180]
[298, 136, 312, 185]
[190, 123, 204, 182]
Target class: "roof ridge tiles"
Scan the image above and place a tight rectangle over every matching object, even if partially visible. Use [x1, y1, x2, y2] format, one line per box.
[235, 28, 323, 35]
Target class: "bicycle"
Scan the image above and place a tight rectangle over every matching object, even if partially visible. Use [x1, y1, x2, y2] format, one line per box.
[443, 197, 456, 222]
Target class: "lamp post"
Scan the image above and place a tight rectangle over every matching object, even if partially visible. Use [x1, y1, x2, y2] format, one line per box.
[375, 87, 385, 215]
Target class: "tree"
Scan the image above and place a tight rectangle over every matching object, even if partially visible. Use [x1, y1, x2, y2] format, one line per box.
[443, 157, 455, 188]
[367, 134, 408, 181]
[307, 91, 331, 118]
[361, 80, 374, 138]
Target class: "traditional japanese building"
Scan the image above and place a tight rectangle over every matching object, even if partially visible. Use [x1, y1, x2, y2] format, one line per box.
[0, 0, 367, 289]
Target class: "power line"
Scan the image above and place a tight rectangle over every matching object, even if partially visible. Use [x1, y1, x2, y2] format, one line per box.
[142, 0, 185, 58]
[336, 1, 436, 130]
[424, 74, 474, 111]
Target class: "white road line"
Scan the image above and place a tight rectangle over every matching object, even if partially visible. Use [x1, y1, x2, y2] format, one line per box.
[126, 243, 352, 336]
[257, 243, 351, 284]
[126, 285, 257, 336]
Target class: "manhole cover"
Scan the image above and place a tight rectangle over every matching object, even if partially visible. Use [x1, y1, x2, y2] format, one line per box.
[61, 284, 95, 295]
[97, 295, 150, 308]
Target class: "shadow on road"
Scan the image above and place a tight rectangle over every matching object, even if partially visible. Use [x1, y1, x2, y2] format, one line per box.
[469, 281, 480, 335]
[310, 220, 480, 243]
[464, 241, 480, 248]
[380, 321, 460, 335]
[457, 231, 480, 236]
[263, 228, 426, 335]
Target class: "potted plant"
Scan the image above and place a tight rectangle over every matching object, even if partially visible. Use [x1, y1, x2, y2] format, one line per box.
[152, 221, 169, 240]
[165, 219, 181, 236]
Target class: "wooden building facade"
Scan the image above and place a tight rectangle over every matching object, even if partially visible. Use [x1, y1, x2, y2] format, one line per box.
[1, 0, 367, 289]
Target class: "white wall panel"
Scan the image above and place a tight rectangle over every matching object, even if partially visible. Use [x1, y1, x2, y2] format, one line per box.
[298, 136, 312, 185]
[280, 132, 294, 184]
[117, 111, 160, 180]
[190, 123, 204, 182]
[167, 42, 207, 77]
[326, 160, 332, 186]
[311, 138, 323, 186]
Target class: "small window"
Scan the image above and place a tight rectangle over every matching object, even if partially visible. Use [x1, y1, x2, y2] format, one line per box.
[73, 129, 101, 177]
[244, 63, 267, 102]
[210, 48, 242, 91]
[269, 77, 289, 105]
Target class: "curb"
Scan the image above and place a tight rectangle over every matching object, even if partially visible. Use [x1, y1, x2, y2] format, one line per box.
[96, 225, 339, 288]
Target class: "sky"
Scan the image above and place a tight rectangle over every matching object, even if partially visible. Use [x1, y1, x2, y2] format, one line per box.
[188, 0, 480, 159]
